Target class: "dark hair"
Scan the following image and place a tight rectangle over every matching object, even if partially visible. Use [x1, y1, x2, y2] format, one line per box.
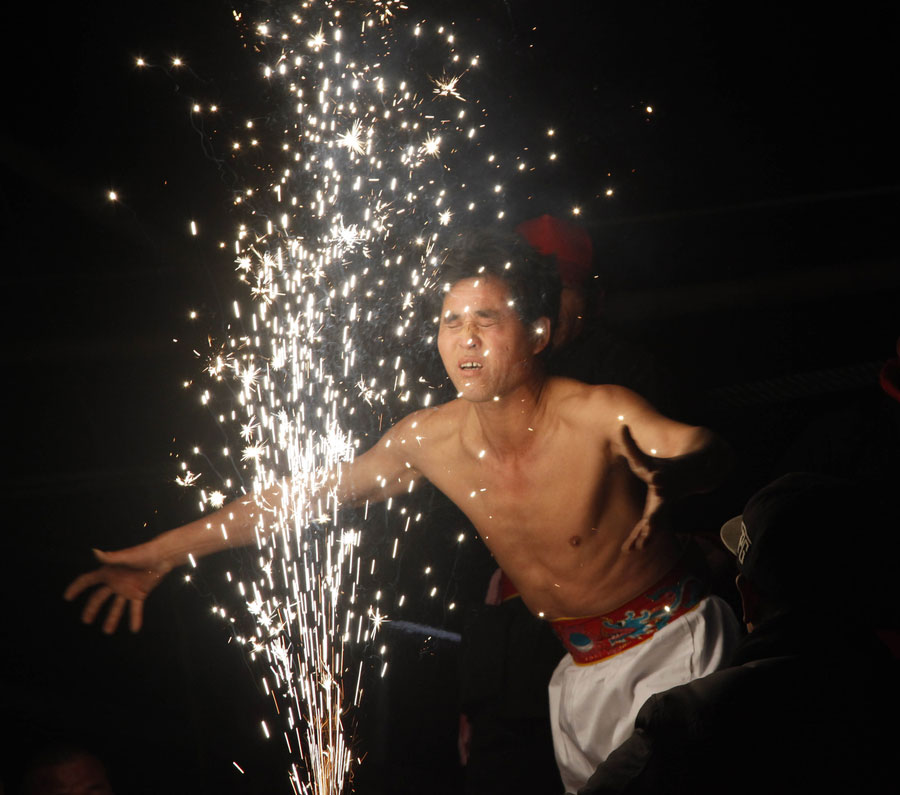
[430, 227, 561, 333]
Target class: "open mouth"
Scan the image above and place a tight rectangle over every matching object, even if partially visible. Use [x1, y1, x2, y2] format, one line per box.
[460, 362, 483, 370]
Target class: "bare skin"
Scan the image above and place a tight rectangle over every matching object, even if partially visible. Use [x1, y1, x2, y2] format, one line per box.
[65, 276, 730, 630]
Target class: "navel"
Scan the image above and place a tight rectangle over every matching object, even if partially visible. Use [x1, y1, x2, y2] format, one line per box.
[568, 535, 582, 547]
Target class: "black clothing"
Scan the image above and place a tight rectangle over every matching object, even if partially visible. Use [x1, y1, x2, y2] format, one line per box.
[579, 613, 897, 795]
[460, 597, 565, 795]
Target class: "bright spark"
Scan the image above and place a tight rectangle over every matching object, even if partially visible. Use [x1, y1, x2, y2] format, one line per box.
[308, 27, 327, 50]
[176, 470, 200, 487]
[420, 133, 441, 157]
[337, 119, 367, 155]
[241, 442, 267, 461]
[368, 606, 388, 636]
[432, 73, 465, 101]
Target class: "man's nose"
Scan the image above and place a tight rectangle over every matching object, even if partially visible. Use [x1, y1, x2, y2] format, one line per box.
[460, 321, 480, 347]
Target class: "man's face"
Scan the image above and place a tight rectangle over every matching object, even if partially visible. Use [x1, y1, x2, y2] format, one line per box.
[437, 276, 548, 402]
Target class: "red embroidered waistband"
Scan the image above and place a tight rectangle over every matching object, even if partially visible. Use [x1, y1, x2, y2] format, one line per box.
[550, 560, 707, 665]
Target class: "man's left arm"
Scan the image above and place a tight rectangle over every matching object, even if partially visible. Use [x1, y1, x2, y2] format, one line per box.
[603, 386, 734, 550]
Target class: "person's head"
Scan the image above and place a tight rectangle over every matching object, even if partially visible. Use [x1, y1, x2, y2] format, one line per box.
[720, 472, 856, 631]
[20, 745, 113, 795]
[433, 228, 560, 401]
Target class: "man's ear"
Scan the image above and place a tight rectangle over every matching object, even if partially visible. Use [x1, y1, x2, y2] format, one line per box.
[531, 317, 551, 354]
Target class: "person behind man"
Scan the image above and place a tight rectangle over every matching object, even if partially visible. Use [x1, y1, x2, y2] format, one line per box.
[19, 745, 114, 795]
[515, 213, 595, 353]
[65, 228, 739, 793]
[578, 472, 897, 795]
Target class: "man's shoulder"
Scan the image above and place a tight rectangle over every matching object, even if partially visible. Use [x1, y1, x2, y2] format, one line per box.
[549, 378, 650, 417]
[390, 401, 463, 439]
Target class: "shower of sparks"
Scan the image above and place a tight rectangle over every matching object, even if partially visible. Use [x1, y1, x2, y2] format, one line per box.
[370, 1, 408, 26]
[154, 1, 563, 792]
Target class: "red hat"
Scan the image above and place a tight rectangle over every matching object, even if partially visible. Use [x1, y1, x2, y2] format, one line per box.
[516, 214, 593, 287]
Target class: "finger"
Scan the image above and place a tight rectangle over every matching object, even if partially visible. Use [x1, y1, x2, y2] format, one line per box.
[621, 426, 654, 470]
[634, 520, 655, 550]
[102, 594, 127, 634]
[634, 526, 650, 550]
[621, 520, 648, 552]
[94, 547, 146, 568]
[64, 571, 103, 601]
[93, 548, 122, 565]
[81, 586, 113, 625]
[623, 500, 663, 551]
[129, 599, 145, 633]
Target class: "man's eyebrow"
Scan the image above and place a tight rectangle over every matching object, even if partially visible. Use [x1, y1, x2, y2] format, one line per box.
[474, 308, 502, 319]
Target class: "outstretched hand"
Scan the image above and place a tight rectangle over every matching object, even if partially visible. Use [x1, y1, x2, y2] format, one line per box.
[63, 547, 173, 634]
[620, 425, 673, 552]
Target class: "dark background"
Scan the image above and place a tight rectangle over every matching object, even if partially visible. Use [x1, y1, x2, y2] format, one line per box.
[2, 1, 897, 793]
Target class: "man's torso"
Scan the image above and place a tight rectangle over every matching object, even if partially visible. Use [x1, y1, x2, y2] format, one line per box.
[399, 378, 681, 618]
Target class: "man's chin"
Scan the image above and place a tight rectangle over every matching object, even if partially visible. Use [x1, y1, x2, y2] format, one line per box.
[454, 385, 498, 403]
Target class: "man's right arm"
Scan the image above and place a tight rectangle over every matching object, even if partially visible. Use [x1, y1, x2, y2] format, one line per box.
[64, 412, 426, 633]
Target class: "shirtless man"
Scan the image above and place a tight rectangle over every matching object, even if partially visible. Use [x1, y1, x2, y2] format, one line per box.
[65, 230, 739, 792]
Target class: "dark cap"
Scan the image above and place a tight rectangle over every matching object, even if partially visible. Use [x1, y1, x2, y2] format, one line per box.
[720, 472, 856, 603]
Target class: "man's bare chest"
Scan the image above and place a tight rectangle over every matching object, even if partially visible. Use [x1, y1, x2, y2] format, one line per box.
[419, 436, 613, 541]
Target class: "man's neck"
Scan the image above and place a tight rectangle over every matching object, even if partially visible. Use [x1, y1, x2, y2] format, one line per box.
[467, 373, 551, 458]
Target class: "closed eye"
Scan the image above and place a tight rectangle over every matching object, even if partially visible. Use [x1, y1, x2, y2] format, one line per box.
[475, 310, 502, 324]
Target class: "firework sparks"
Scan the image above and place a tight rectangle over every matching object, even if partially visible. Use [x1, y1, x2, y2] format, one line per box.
[241, 442, 267, 462]
[143, 1, 562, 792]
[419, 133, 442, 158]
[367, 605, 388, 636]
[176, 470, 200, 487]
[336, 119, 368, 155]
[432, 72, 465, 101]
[370, 1, 408, 26]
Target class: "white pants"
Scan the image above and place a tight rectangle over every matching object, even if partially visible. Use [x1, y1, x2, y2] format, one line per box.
[548, 595, 740, 794]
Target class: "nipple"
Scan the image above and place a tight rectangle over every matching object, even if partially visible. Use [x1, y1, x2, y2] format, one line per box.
[569, 535, 582, 547]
